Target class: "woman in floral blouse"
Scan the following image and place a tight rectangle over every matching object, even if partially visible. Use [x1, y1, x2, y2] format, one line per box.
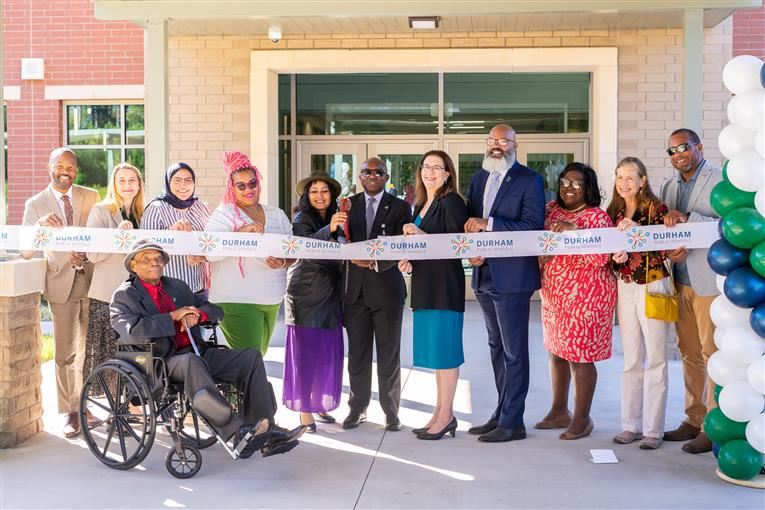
[606, 156, 671, 450]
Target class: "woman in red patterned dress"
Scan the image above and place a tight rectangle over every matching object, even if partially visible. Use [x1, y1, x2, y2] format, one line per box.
[536, 163, 617, 440]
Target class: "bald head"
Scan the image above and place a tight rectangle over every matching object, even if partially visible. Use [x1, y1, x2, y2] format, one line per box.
[359, 156, 389, 195]
[361, 156, 387, 172]
[490, 124, 516, 141]
[49, 147, 78, 167]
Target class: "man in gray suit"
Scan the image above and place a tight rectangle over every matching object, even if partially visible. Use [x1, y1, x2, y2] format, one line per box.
[21, 148, 99, 438]
[659, 128, 722, 454]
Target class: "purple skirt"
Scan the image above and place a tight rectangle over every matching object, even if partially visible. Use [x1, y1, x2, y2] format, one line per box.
[282, 323, 344, 413]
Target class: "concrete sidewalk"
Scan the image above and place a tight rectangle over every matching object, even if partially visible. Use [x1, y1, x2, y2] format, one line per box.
[1, 302, 761, 509]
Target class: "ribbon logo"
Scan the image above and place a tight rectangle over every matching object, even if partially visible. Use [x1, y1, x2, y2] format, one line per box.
[538, 232, 560, 254]
[626, 228, 649, 249]
[281, 236, 303, 256]
[197, 233, 220, 253]
[114, 230, 137, 250]
[33, 228, 51, 249]
[365, 239, 386, 257]
[450, 234, 474, 256]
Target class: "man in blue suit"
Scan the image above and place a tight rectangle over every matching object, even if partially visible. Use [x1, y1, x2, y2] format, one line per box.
[464, 123, 546, 442]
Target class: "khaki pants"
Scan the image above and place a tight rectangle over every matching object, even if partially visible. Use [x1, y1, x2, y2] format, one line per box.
[49, 272, 89, 413]
[675, 283, 717, 429]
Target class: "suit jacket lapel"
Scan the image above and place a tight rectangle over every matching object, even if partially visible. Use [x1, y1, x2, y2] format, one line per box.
[73, 186, 85, 227]
[474, 171, 489, 217]
[132, 277, 160, 316]
[489, 162, 521, 217]
[349, 193, 366, 242]
[416, 197, 438, 231]
[43, 186, 61, 220]
[687, 163, 711, 213]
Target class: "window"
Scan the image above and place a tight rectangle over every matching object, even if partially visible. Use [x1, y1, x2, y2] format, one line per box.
[65, 103, 145, 197]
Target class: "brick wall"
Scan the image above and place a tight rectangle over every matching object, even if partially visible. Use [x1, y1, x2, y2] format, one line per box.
[167, 22, 733, 207]
[2, 0, 143, 224]
[733, 4, 765, 59]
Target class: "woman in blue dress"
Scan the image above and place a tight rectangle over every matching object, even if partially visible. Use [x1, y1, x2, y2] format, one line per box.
[398, 149, 469, 440]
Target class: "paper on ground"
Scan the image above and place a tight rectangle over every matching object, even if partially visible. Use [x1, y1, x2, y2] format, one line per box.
[589, 449, 619, 464]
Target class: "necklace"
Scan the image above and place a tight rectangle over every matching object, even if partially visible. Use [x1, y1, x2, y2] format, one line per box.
[565, 203, 588, 214]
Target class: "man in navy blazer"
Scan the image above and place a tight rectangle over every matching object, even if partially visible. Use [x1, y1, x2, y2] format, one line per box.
[464, 124, 546, 442]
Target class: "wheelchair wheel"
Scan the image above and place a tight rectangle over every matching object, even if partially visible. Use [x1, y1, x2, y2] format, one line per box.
[80, 360, 156, 471]
[165, 444, 202, 479]
[179, 407, 217, 450]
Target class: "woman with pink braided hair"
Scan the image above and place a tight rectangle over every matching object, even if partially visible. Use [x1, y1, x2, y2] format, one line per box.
[205, 151, 294, 353]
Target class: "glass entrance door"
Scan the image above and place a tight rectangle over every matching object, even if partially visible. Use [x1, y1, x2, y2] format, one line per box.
[295, 140, 436, 209]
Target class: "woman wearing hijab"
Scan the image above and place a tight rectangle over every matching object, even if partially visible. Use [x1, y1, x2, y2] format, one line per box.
[282, 173, 346, 432]
[206, 151, 293, 354]
[140, 162, 210, 293]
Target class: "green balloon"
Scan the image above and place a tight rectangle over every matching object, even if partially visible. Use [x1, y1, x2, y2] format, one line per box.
[723, 208, 765, 249]
[718, 439, 764, 480]
[704, 408, 747, 444]
[722, 160, 730, 182]
[751, 241, 765, 279]
[711, 181, 756, 216]
[714, 384, 723, 404]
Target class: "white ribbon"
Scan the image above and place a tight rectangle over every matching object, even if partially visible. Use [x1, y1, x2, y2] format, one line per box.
[0, 222, 719, 261]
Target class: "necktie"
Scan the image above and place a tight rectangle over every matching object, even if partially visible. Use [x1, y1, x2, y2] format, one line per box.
[483, 172, 502, 219]
[61, 194, 74, 226]
[156, 285, 191, 350]
[366, 196, 376, 238]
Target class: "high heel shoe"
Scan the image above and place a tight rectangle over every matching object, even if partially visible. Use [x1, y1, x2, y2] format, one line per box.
[412, 426, 429, 435]
[315, 412, 336, 424]
[416, 417, 457, 440]
[300, 416, 317, 433]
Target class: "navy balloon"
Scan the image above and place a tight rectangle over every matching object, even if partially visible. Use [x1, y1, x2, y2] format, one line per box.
[725, 267, 765, 308]
[708, 238, 750, 275]
[761, 62, 765, 88]
[752, 301, 765, 339]
[718, 217, 725, 238]
[713, 442, 721, 459]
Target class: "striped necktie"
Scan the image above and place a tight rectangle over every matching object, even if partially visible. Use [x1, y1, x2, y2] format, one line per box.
[61, 194, 74, 226]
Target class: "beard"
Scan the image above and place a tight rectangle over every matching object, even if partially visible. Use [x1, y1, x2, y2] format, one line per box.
[482, 150, 516, 174]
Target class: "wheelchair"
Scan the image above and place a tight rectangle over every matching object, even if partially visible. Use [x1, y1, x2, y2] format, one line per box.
[78, 323, 261, 479]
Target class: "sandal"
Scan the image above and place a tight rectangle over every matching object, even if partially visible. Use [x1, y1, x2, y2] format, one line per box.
[559, 419, 594, 440]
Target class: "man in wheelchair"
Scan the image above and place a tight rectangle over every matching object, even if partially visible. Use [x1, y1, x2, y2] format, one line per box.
[110, 239, 306, 459]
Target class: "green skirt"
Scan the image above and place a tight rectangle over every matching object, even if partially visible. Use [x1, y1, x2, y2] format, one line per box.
[218, 302, 281, 355]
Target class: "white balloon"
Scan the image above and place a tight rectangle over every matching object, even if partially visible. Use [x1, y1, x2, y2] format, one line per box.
[748, 355, 765, 395]
[727, 150, 765, 193]
[727, 96, 739, 125]
[718, 326, 765, 365]
[756, 189, 765, 218]
[708, 350, 748, 386]
[719, 380, 765, 422]
[723, 55, 765, 95]
[756, 129, 764, 159]
[716, 274, 727, 295]
[710, 294, 753, 328]
[732, 90, 765, 132]
[745, 413, 765, 454]
[719, 124, 756, 160]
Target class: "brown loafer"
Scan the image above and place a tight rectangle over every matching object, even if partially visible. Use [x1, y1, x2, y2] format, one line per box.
[664, 421, 700, 442]
[63, 412, 80, 438]
[682, 432, 712, 454]
[534, 413, 572, 430]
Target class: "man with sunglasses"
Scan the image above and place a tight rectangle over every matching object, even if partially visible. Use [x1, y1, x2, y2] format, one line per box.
[659, 128, 722, 454]
[464, 124, 546, 442]
[341, 157, 412, 432]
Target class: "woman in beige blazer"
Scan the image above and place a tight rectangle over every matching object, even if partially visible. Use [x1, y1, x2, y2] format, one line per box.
[83, 163, 146, 391]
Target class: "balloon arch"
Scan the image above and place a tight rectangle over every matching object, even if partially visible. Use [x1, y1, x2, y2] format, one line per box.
[705, 54, 765, 487]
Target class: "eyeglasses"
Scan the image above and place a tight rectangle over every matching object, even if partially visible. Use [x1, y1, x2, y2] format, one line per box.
[233, 179, 259, 191]
[666, 143, 692, 156]
[170, 177, 195, 186]
[486, 138, 515, 147]
[421, 163, 445, 172]
[559, 178, 584, 190]
[360, 169, 386, 177]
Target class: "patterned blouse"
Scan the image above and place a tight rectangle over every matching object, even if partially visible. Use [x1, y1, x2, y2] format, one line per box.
[140, 199, 211, 292]
[610, 201, 670, 285]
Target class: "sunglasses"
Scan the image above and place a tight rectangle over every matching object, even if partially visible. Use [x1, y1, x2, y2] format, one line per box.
[233, 178, 259, 191]
[559, 178, 584, 190]
[360, 169, 386, 177]
[666, 143, 692, 156]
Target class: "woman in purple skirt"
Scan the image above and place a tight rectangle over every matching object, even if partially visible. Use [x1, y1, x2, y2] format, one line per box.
[283, 173, 347, 432]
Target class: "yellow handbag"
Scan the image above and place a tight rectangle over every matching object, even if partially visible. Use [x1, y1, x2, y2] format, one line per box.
[644, 203, 678, 322]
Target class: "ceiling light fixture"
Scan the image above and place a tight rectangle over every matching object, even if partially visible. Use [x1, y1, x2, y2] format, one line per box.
[408, 16, 440, 30]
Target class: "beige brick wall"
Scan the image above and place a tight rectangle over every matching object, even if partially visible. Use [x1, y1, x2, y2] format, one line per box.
[168, 20, 732, 208]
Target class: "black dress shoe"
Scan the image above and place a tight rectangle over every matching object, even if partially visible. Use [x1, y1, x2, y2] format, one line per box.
[267, 424, 307, 446]
[478, 426, 527, 443]
[385, 416, 402, 431]
[342, 411, 367, 429]
[468, 419, 498, 435]
[234, 419, 271, 459]
[416, 417, 458, 440]
[315, 412, 336, 424]
[262, 439, 299, 458]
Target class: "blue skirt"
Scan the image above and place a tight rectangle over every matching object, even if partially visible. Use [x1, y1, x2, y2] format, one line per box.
[413, 309, 465, 369]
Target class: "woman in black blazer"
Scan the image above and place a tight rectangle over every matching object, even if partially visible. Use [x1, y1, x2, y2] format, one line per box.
[399, 150, 469, 440]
